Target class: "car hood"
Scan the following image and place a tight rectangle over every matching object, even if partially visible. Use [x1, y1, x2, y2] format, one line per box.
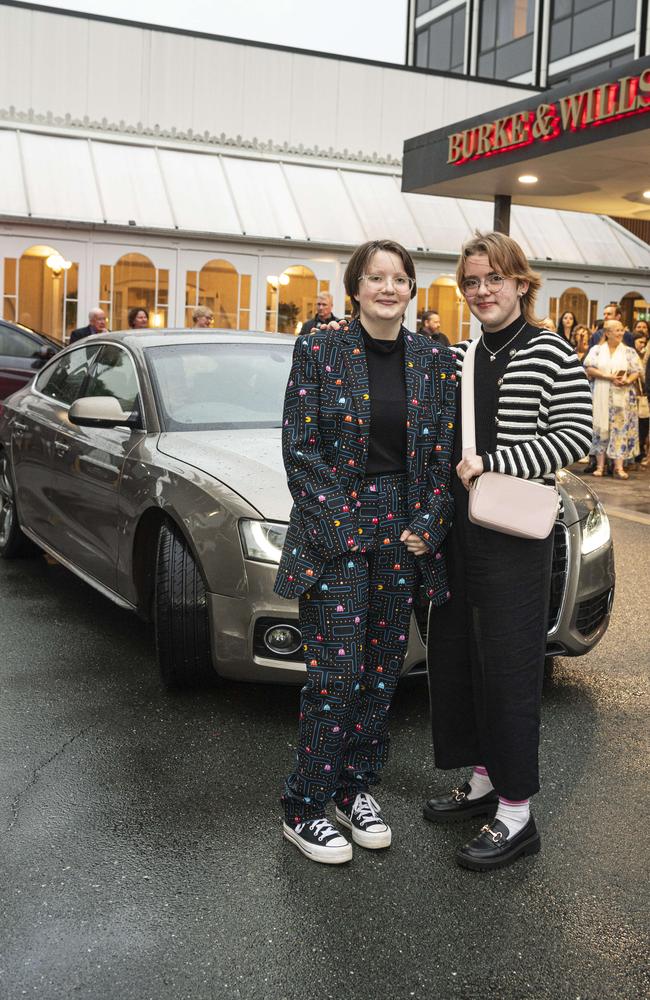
[156, 428, 292, 521]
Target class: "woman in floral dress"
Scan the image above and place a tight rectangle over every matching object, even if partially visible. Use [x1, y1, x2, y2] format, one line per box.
[584, 319, 643, 479]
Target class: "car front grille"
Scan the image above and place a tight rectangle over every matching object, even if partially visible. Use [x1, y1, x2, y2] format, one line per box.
[547, 522, 569, 634]
[575, 589, 612, 638]
[413, 521, 570, 647]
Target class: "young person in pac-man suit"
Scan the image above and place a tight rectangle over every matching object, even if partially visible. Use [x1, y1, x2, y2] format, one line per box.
[275, 239, 457, 864]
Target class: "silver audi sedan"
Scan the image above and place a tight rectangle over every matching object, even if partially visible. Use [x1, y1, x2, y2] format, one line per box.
[0, 331, 614, 688]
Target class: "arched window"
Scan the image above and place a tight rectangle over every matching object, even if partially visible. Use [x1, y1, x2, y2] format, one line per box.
[266, 265, 328, 334]
[416, 276, 468, 343]
[3, 245, 78, 343]
[99, 253, 168, 331]
[185, 259, 251, 329]
[558, 288, 589, 325]
[621, 290, 649, 331]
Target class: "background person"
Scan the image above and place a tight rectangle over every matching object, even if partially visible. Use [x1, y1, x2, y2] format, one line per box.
[540, 315, 556, 332]
[69, 308, 107, 343]
[584, 320, 642, 480]
[275, 238, 456, 865]
[300, 292, 338, 336]
[192, 306, 213, 328]
[558, 310, 577, 344]
[419, 309, 450, 347]
[424, 231, 592, 872]
[128, 307, 149, 329]
[589, 303, 634, 348]
[573, 324, 590, 362]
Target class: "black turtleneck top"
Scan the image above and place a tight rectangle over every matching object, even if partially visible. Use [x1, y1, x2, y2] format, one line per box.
[452, 313, 534, 470]
[362, 326, 407, 474]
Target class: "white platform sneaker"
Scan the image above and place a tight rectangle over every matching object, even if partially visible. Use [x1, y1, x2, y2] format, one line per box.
[283, 817, 353, 864]
[335, 792, 392, 849]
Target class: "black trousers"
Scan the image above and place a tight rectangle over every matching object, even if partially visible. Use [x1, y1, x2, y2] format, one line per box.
[427, 485, 554, 801]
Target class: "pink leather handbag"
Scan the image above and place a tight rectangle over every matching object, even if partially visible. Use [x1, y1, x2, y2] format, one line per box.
[461, 338, 559, 540]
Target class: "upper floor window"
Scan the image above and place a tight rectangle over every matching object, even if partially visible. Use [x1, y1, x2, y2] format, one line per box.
[415, 3, 466, 74]
[549, 0, 637, 63]
[478, 0, 536, 80]
[416, 0, 450, 15]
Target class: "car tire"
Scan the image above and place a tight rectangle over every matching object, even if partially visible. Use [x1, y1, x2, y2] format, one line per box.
[154, 519, 215, 689]
[0, 450, 26, 559]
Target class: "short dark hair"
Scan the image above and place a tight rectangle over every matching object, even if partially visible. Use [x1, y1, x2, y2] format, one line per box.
[421, 310, 439, 324]
[344, 239, 416, 319]
[127, 306, 149, 328]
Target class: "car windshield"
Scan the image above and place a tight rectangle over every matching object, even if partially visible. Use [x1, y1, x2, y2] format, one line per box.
[145, 341, 292, 431]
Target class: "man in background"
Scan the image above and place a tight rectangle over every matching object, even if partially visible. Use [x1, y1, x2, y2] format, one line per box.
[589, 303, 634, 348]
[420, 309, 450, 347]
[300, 292, 337, 336]
[69, 308, 107, 343]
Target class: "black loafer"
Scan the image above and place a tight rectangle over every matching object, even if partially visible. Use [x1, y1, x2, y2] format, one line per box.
[456, 817, 541, 871]
[423, 781, 498, 823]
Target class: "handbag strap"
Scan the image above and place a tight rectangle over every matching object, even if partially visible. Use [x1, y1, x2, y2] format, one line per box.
[461, 338, 480, 459]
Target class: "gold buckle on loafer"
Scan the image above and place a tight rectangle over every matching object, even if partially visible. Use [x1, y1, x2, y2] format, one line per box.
[480, 824, 503, 844]
[451, 786, 467, 802]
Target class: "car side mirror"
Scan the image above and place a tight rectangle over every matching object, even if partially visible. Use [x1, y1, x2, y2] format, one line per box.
[68, 396, 141, 429]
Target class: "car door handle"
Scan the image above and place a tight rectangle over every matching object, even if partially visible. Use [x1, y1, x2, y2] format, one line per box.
[13, 420, 28, 433]
[54, 441, 70, 455]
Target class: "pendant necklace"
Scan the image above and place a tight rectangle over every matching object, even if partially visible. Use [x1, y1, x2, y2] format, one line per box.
[480, 320, 527, 362]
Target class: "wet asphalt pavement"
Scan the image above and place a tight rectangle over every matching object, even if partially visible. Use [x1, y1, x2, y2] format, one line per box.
[1, 492, 648, 999]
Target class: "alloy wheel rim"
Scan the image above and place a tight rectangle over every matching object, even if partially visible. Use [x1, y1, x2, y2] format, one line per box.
[0, 456, 15, 546]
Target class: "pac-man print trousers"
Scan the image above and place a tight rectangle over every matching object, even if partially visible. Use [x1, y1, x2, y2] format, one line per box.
[282, 473, 419, 824]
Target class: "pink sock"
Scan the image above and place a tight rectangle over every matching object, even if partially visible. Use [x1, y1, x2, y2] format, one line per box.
[467, 765, 494, 799]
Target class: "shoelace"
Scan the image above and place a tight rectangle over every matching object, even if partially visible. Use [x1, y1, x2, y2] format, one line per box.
[353, 793, 383, 828]
[307, 817, 342, 842]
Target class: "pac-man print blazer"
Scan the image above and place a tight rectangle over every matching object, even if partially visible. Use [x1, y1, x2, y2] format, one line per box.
[274, 320, 457, 605]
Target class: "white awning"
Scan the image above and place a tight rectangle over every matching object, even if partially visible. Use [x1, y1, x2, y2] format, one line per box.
[2, 126, 650, 272]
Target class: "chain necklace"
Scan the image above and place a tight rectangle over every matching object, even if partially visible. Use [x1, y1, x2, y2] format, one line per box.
[480, 320, 527, 362]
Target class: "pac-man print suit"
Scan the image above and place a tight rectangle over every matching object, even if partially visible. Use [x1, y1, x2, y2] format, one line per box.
[275, 320, 456, 602]
[275, 319, 457, 822]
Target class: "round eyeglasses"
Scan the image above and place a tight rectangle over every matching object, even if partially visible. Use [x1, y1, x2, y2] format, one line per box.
[461, 273, 506, 297]
[360, 273, 415, 293]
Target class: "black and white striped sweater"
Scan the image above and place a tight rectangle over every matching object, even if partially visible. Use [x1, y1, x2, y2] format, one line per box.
[452, 327, 593, 482]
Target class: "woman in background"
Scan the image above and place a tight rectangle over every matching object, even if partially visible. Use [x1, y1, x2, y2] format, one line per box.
[573, 324, 590, 362]
[584, 319, 643, 479]
[558, 310, 578, 344]
[127, 307, 149, 329]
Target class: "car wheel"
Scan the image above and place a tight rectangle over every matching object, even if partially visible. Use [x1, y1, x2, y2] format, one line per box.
[154, 519, 215, 689]
[0, 450, 26, 559]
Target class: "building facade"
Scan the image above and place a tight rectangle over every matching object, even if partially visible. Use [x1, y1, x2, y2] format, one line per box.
[1, 1, 649, 345]
[410, 0, 649, 88]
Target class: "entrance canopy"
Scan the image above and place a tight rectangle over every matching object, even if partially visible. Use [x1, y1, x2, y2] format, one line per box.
[402, 56, 650, 221]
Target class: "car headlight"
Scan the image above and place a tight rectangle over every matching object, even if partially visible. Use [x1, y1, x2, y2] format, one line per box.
[239, 519, 288, 564]
[581, 504, 610, 555]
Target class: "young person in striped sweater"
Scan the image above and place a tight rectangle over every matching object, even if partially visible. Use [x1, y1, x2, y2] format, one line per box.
[423, 231, 593, 871]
